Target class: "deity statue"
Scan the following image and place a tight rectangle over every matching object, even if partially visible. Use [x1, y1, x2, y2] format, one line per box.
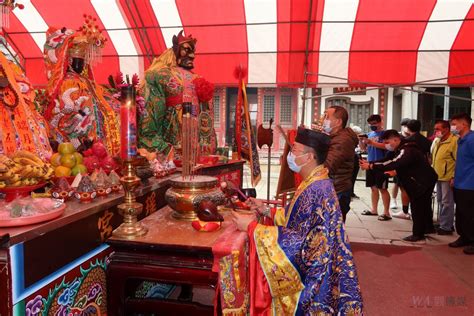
[139, 31, 217, 156]
[43, 19, 120, 156]
[0, 52, 52, 159]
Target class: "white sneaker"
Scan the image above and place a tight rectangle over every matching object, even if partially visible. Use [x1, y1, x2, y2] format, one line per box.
[393, 211, 411, 220]
[390, 199, 398, 210]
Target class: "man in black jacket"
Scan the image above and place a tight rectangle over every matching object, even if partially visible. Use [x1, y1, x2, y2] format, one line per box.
[360, 130, 438, 243]
[406, 119, 432, 162]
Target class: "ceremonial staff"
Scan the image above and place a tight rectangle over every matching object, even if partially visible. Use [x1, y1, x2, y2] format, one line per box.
[257, 118, 274, 202]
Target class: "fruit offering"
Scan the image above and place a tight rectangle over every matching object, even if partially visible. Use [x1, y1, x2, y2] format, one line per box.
[109, 170, 122, 192]
[75, 175, 96, 203]
[83, 141, 120, 174]
[0, 151, 54, 188]
[95, 169, 112, 197]
[51, 142, 87, 177]
[150, 159, 176, 178]
[50, 177, 74, 201]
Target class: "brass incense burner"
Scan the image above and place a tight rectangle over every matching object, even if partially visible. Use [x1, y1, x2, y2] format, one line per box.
[113, 159, 148, 238]
[165, 175, 225, 221]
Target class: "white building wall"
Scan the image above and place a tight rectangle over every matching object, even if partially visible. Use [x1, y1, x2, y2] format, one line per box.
[386, 88, 394, 129]
[401, 88, 419, 119]
[318, 87, 379, 117]
[297, 88, 313, 127]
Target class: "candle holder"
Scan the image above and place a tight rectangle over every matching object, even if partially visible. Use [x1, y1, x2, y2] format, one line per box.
[113, 84, 147, 238]
[113, 158, 148, 238]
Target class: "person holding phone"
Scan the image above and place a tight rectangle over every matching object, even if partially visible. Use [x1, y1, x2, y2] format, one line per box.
[359, 114, 392, 221]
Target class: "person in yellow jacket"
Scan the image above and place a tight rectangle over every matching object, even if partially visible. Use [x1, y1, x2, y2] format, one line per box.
[431, 120, 458, 235]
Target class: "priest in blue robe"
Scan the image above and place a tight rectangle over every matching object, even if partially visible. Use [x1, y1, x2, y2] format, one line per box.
[233, 127, 363, 315]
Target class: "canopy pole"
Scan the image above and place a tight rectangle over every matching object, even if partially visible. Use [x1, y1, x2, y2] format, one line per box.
[300, 0, 314, 126]
[124, 0, 154, 64]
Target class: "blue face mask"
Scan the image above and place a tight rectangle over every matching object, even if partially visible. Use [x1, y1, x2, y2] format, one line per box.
[323, 119, 332, 134]
[370, 125, 378, 131]
[287, 152, 308, 173]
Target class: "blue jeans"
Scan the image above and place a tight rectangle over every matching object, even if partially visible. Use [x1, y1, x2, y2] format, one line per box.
[436, 181, 454, 231]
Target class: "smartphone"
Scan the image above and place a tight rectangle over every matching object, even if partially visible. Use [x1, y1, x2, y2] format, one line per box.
[358, 134, 368, 138]
[358, 153, 364, 160]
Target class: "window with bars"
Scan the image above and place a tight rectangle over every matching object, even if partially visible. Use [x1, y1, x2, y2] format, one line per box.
[280, 95, 293, 125]
[213, 95, 220, 127]
[263, 95, 275, 122]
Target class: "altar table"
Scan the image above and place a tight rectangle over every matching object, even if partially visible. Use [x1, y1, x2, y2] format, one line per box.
[107, 206, 248, 316]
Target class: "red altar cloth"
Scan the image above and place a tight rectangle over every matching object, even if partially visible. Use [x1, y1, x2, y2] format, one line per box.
[212, 225, 249, 316]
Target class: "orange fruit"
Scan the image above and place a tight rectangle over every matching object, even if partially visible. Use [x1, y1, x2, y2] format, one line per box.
[55, 166, 72, 177]
[58, 142, 75, 155]
[60, 153, 76, 168]
[50, 153, 62, 167]
[71, 164, 88, 176]
[73, 152, 83, 165]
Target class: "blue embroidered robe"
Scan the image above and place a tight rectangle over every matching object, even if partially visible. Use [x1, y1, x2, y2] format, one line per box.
[251, 165, 363, 315]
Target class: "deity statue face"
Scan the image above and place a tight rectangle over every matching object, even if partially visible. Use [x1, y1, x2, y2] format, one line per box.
[175, 41, 195, 70]
[70, 57, 85, 74]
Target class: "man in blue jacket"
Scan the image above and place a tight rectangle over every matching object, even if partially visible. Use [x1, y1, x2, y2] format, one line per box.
[449, 113, 474, 255]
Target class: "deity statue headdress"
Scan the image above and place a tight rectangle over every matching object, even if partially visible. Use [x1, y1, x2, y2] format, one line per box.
[172, 30, 197, 49]
[43, 14, 107, 97]
[76, 14, 107, 65]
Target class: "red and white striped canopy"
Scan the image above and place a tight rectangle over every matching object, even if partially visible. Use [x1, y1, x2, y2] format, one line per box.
[3, 0, 474, 87]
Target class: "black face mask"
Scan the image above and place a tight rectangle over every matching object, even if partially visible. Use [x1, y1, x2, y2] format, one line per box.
[71, 57, 85, 74]
[370, 125, 378, 131]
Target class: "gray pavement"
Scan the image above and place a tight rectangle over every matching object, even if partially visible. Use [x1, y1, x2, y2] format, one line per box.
[247, 163, 459, 246]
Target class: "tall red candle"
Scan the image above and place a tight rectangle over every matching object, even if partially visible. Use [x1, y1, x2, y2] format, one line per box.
[120, 85, 137, 160]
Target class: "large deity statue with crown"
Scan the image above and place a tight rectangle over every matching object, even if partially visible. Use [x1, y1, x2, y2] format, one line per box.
[139, 30, 217, 156]
[43, 16, 121, 155]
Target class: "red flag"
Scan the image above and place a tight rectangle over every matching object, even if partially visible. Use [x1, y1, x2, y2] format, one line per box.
[234, 66, 261, 186]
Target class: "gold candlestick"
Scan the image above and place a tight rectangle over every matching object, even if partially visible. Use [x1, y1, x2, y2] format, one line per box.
[113, 159, 148, 238]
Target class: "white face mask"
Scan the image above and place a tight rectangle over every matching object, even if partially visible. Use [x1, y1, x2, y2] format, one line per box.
[401, 126, 409, 137]
[385, 143, 395, 151]
[287, 152, 308, 173]
[450, 126, 460, 135]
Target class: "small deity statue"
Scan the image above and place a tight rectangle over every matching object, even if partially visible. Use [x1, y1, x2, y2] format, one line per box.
[139, 30, 217, 156]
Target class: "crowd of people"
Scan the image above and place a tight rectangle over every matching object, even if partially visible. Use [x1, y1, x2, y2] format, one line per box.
[229, 107, 473, 314]
[313, 105, 473, 255]
[351, 112, 474, 255]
